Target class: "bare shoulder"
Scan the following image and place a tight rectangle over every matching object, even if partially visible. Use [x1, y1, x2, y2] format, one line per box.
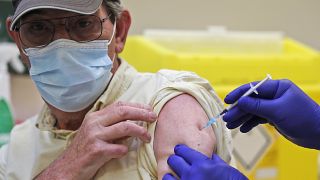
[154, 93, 216, 178]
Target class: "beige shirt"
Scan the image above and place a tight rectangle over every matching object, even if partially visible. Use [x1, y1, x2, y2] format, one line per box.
[0, 60, 233, 180]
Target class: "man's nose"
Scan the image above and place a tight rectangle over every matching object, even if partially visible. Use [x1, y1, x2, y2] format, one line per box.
[52, 25, 72, 41]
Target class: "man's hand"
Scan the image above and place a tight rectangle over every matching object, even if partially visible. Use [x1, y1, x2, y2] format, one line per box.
[163, 144, 247, 180]
[36, 102, 157, 180]
[223, 79, 320, 150]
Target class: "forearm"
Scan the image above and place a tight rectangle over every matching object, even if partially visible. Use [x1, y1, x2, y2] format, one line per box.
[35, 150, 89, 180]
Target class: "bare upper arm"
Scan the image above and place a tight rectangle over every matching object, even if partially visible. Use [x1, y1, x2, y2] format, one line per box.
[154, 94, 216, 179]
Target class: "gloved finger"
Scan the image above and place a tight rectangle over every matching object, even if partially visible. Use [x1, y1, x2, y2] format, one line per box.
[237, 96, 278, 121]
[174, 144, 209, 164]
[167, 154, 190, 177]
[211, 153, 227, 164]
[226, 114, 253, 129]
[225, 83, 252, 104]
[225, 80, 281, 104]
[240, 117, 268, 133]
[162, 173, 178, 180]
[223, 106, 248, 123]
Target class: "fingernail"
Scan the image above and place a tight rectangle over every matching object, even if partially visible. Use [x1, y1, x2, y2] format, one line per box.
[149, 112, 157, 119]
[146, 133, 151, 143]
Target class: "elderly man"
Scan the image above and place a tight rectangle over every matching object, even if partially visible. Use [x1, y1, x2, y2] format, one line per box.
[0, 0, 233, 179]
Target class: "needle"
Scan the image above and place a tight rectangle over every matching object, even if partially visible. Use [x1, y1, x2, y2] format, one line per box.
[202, 74, 272, 130]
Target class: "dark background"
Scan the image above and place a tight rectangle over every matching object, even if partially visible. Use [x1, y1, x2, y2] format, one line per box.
[0, 1, 28, 75]
[0, 1, 13, 42]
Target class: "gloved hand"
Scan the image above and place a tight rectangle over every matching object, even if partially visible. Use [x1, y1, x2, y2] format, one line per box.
[163, 144, 247, 180]
[223, 79, 320, 150]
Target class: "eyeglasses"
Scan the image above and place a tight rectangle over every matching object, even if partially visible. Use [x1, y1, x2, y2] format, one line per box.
[14, 14, 112, 48]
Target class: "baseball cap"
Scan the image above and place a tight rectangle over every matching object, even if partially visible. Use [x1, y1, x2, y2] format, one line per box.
[10, 0, 104, 30]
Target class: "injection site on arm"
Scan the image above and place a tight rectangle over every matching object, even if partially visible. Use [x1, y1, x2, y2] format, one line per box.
[202, 74, 272, 129]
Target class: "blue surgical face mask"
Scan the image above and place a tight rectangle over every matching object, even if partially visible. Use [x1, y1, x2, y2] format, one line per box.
[25, 25, 116, 112]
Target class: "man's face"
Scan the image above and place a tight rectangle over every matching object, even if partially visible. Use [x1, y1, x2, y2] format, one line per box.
[5, 5, 133, 114]
[10, 5, 118, 69]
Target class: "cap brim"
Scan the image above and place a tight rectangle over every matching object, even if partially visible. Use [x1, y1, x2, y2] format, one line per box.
[10, 0, 104, 30]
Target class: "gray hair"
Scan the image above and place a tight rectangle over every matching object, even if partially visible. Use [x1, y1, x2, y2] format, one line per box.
[104, 0, 123, 23]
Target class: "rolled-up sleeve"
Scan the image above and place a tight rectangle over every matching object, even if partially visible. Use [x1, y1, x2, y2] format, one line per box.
[0, 145, 8, 179]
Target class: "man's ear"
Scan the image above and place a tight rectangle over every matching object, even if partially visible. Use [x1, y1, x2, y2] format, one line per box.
[115, 10, 131, 53]
[6, 17, 19, 43]
[6, 16, 30, 67]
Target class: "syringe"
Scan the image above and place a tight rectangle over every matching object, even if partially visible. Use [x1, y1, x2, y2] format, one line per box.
[202, 74, 272, 130]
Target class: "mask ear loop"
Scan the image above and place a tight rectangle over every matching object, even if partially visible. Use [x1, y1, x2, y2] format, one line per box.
[108, 19, 117, 67]
[19, 32, 29, 56]
[107, 19, 117, 46]
[110, 18, 119, 74]
[111, 53, 116, 63]
[108, 49, 117, 83]
[21, 47, 28, 56]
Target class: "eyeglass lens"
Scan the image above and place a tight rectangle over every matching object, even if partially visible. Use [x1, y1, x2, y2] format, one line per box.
[19, 15, 103, 48]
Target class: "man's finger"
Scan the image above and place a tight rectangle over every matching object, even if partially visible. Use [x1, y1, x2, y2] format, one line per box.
[98, 143, 129, 160]
[100, 101, 153, 112]
[90, 101, 157, 126]
[99, 121, 151, 143]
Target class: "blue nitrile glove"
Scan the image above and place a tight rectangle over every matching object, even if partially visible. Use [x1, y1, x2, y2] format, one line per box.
[223, 79, 320, 150]
[163, 144, 248, 180]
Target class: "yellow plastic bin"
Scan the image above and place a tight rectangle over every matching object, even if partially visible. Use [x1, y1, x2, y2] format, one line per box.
[121, 35, 320, 180]
[122, 36, 319, 82]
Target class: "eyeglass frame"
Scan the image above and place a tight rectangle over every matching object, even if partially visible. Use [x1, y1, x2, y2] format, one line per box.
[13, 14, 113, 48]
